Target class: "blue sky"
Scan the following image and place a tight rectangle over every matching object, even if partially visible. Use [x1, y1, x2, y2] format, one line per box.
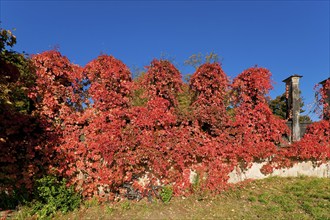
[1, 0, 329, 120]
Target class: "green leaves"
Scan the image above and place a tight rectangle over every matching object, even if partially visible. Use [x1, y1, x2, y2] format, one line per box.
[30, 175, 81, 219]
[0, 28, 16, 50]
[160, 186, 173, 204]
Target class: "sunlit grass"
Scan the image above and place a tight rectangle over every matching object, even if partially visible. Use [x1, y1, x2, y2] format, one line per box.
[11, 176, 330, 220]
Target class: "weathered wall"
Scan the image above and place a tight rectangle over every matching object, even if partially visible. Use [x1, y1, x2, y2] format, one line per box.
[228, 161, 330, 183]
[286, 121, 313, 140]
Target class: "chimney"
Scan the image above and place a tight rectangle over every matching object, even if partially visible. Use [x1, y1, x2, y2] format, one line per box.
[319, 77, 330, 120]
[283, 75, 302, 142]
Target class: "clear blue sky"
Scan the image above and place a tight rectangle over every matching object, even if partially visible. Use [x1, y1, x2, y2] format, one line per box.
[1, 0, 329, 120]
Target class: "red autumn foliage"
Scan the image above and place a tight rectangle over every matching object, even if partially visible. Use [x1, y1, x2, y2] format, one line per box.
[0, 50, 83, 194]
[84, 55, 132, 111]
[279, 79, 330, 165]
[262, 79, 330, 174]
[2, 49, 329, 203]
[230, 67, 289, 167]
[190, 63, 230, 136]
[57, 55, 133, 198]
[142, 59, 183, 108]
[291, 120, 330, 161]
[265, 118, 330, 175]
[30, 50, 84, 135]
[30, 50, 83, 180]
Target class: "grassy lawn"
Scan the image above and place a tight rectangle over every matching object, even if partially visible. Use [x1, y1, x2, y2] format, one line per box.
[12, 176, 330, 220]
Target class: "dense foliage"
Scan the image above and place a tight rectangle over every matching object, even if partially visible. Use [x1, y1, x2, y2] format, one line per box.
[230, 68, 289, 166]
[0, 28, 41, 201]
[190, 63, 229, 136]
[29, 176, 81, 219]
[1, 28, 329, 212]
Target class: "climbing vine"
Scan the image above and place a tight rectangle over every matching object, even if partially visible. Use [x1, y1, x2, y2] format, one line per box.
[1, 46, 329, 204]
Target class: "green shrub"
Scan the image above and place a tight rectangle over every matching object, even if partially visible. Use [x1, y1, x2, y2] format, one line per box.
[29, 175, 81, 219]
[160, 186, 173, 204]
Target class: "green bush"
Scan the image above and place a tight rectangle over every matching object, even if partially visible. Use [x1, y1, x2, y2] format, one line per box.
[29, 175, 81, 219]
[160, 186, 173, 204]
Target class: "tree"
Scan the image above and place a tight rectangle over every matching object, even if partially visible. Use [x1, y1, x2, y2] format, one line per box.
[184, 52, 220, 69]
[269, 93, 312, 123]
[0, 28, 35, 114]
[0, 28, 44, 207]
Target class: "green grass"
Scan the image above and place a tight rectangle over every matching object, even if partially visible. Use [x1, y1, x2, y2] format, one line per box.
[10, 176, 330, 220]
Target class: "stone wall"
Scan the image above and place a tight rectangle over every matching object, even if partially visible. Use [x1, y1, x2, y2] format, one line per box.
[228, 161, 330, 183]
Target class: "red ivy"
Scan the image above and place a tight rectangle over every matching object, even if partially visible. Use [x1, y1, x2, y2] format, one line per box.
[4, 51, 328, 202]
[190, 63, 230, 136]
[142, 59, 183, 108]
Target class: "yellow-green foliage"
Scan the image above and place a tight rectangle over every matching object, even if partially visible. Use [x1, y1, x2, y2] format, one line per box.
[132, 87, 148, 107]
[176, 84, 193, 116]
